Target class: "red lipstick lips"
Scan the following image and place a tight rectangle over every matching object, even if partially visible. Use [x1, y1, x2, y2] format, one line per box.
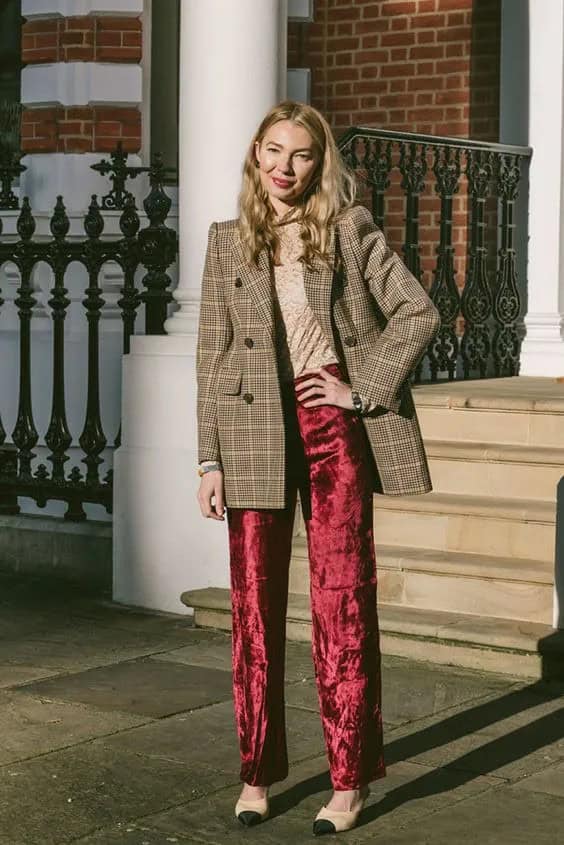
[272, 177, 293, 188]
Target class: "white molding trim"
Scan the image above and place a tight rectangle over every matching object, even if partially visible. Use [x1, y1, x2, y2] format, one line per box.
[520, 313, 564, 376]
[22, 0, 142, 17]
[287, 68, 311, 104]
[288, 0, 313, 21]
[22, 62, 142, 108]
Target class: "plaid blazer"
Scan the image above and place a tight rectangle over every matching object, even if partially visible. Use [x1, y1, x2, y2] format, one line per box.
[196, 204, 440, 508]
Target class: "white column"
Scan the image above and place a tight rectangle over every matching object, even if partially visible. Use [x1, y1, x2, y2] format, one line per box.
[166, 0, 287, 336]
[519, 0, 564, 376]
[113, 0, 288, 613]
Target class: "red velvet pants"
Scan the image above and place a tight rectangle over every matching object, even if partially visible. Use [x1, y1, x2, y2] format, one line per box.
[226, 362, 385, 790]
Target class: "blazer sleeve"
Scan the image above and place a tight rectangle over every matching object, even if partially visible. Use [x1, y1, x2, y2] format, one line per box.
[345, 205, 440, 414]
[196, 221, 233, 463]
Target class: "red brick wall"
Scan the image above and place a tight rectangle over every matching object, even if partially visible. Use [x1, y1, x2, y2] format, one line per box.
[288, 0, 499, 140]
[288, 0, 501, 291]
[22, 107, 141, 154]
[21, 13, 143, 155]
[22, 16, 142, 64]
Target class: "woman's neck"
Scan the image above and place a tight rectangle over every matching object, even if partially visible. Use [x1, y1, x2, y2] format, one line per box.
[273, 205, 300, 225]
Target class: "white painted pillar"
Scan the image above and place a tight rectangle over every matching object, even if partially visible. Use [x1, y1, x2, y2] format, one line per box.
[166, 0, 287, 336]
[519, 0, 564, 376]
[113, 0, 288, 613]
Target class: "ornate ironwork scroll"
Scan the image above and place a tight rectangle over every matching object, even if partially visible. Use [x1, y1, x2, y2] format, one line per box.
[44, 197, 73, 493]
[493, 154, 522, 376]
[139, 153, 176, 334]
[90, 140, 148, 211]
[336, 126, 531, 384]
[461, 149, 494, 377]
[12, 198, 38, 480]
[365, 138, 393, 232]
[427, 146, 462, 380]
[79, 196, 107, 494]
[399, 141, 427, 282]
[0, 155, 176, 519]
[0, 151, 25, 210]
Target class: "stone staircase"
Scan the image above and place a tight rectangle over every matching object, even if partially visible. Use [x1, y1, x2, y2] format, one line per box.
[183, 377, 564, 679]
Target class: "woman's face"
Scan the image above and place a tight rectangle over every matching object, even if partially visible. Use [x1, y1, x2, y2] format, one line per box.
[254, 120, 320, 215]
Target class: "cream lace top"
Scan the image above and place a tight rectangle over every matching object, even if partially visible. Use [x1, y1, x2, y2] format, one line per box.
[272, 218, 339, 383]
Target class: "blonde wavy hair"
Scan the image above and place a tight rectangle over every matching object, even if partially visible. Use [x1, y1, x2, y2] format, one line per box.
[238, 100, 357, 270]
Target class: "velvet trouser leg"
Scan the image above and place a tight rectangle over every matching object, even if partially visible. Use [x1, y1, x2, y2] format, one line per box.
[226, 362, 385, 789]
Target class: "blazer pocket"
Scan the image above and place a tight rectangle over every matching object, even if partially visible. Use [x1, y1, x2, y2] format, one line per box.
[216, 367, 243, 395]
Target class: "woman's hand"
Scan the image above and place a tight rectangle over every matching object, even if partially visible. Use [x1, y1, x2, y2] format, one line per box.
[295, 366, 355, 410]
[197, 470, 226, 520]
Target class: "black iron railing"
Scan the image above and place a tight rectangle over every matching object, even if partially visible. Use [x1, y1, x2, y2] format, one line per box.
[0, 151, 177, 521]
[338, 127, 532, 382]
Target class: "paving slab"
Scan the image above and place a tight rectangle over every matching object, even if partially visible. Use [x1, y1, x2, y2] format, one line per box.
[514, 759, 564, 797]
[367, 783, 564, 845]
[71, 822, 195, 844]
[0, 628, 201, 690]
[0, 689, 150, 765]
[2, 573, 563, 845]
[285, 656, 514, 727]
[146, 753, 501, 845]
[386, 688, 564, 780]
[380, 656, 515, 725]
[21, 658, 233, 718]
[99, 699, 326, 772]
[160, 637, 317, 684]
[0, 741, 215, 845]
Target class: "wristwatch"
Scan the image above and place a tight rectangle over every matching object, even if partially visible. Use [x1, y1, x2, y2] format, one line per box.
[351, 389, 364, 413]
[198, 461, 223, 477]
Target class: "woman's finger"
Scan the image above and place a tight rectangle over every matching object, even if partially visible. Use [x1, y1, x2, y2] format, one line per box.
[297, 384, 325, 400]
[214, 481, 225, 518]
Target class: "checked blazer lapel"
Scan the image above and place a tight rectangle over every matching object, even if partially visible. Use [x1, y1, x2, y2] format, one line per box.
[231, 222, 338, 355]
[301, 223, 337, 355]
[231, 236, 275, 331]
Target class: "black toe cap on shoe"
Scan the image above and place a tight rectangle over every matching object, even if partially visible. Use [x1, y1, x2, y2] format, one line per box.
[313, 819, 337, 835]
[238, 810, 263, 826]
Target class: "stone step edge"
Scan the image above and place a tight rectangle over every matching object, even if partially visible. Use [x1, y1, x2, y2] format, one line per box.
[181, 588, 564, 657]
[290, 537, 552, 584]
[372, 491, 556, 524]
[425, 439, 564, 466]
[413, 379, 564, 413]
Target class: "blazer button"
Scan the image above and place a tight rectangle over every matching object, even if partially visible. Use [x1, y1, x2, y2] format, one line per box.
[234, 278, 243, 287]
[243, 393, 254, 404]
[344, 335, 357, 346]
[244, 337, 254, 348]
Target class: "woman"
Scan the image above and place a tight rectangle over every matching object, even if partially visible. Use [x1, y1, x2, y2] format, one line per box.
[196, 100, 439, 835]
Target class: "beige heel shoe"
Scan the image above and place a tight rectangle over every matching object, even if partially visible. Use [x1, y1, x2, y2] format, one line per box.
[235, 788, 270, 826]
[312, 785, 370, 835]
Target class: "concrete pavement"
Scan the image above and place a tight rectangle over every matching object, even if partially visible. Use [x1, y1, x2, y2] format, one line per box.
[1, 572, 563, 844]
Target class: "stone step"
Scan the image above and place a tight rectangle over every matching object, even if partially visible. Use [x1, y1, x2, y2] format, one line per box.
[373, 492, 556, 561]
[288, 537, 553, 624]
[180, 587, 564, 680]
[425, 440, 564, 501]
[414, 376, 564, 447]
